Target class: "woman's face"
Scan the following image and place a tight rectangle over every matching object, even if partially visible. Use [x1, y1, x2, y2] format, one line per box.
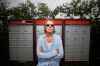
[45, 21, 54, 33]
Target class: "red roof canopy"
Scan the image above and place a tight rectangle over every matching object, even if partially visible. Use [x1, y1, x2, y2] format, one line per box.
[8, 19, 92, 25]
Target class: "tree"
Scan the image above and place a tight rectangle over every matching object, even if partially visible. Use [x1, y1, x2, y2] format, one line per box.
[50, 5, 68, 19]
[56, 0, 99, 19]
[69, 0, 98, 19]
[50, 6, 60, 19]
[0, 0, 9, 31]
[37, 3, 50, 18]
[8, 0, 36, 19]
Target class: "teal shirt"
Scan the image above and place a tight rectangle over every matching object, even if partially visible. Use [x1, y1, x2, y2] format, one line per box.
[37, 34, 64, 66]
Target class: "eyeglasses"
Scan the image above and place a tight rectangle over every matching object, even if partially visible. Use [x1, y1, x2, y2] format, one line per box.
[45, 24, 54, 27]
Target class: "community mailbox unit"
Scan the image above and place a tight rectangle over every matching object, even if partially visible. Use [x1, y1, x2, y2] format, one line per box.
[8, 19, 91, 63]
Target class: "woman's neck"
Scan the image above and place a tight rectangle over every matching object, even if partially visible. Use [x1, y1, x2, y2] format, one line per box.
[46, 33, 53, 37]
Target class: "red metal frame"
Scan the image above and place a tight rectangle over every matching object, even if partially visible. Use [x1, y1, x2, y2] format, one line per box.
[8, 19, 92, 25]
[8, 20, 33, 25]
[64, 19, 91, 25]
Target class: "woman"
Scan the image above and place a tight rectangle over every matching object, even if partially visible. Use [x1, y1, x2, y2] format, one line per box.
[37, 20, 64, 66]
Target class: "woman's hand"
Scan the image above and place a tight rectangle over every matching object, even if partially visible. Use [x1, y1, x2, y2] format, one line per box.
[56, 49, 59, 54]
[52, 49, 59, 54]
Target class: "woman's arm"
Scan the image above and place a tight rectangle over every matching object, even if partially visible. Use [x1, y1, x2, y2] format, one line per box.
[56, 43, 64, 58]
[55, 36, 64, 59]
[37, 49, 57, 58]
[37, 37, 57, 59]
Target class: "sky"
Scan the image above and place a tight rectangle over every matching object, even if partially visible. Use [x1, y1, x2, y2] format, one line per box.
[32, 0, 72, 10]
[7, 0, 72, 10]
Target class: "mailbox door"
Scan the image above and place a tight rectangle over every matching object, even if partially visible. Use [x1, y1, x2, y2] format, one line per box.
[9, 21, 33, 62]
[65, 25, 90, 61]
